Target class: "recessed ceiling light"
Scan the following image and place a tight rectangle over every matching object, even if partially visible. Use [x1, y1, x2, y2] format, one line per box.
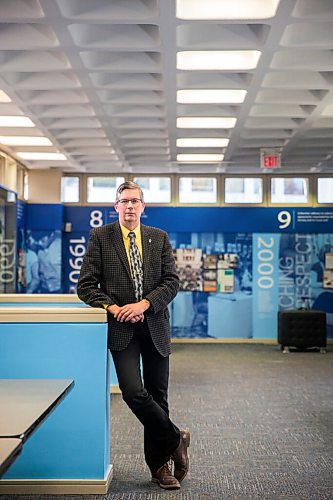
[0, 136, 52, 146]
[177, 138, 229, 147]
[177, 154, 224, 162]
[177, 89, 247, 104]
[176, 0, 280, 19]
[177, 117, 237, 128]
[17, 152, 67, 160]
[0, 90, 11, 103]
[177, 51, 261, 70]
[0, 116, 35, 127]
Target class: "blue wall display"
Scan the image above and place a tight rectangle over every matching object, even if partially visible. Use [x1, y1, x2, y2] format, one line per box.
[15, 204, 333, 340]
[62, 231, 89, 294]
[16, 200, 27, 292]
[63, 206, 333, 234]
[252, 234, 280, 339]
[0, 185, 17, 293]
[25, 229, 62, 293]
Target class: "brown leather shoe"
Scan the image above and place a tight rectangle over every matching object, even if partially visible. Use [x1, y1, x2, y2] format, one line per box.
[172, 429, 190, 482]
[151, 463, 180, 490]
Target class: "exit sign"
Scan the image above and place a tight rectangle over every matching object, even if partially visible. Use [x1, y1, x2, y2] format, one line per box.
[260, 149, 281, 168]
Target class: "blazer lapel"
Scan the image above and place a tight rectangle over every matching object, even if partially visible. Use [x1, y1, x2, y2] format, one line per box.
[141, 225, 152, 281]
[111, 221, 132, 279]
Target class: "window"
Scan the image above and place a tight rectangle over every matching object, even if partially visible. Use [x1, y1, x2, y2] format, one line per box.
[225, 177, 262, 203]
[134, 177, 171, 203]
[317, 178, 333, 203]
[61, 176, 79, 203]
[179, 177, 217, 203]
[87, 176, 124, 203]
[16, 167, 25, 199]
[23, 172, 28, 200]
[271, 177, 309, 204]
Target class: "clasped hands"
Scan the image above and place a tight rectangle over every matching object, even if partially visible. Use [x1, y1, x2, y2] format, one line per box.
[108, 300, 150, 323]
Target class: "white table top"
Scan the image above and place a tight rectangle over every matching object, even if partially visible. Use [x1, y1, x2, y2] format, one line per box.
[0, 379, 74, 441]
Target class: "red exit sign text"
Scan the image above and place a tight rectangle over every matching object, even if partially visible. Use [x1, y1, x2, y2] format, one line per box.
[260, 149, 281, 169]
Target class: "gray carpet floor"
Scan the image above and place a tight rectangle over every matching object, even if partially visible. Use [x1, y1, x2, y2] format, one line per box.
[2, 343, 333, 499]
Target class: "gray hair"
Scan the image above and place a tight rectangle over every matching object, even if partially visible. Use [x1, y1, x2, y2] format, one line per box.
[116, 181, 144, 202]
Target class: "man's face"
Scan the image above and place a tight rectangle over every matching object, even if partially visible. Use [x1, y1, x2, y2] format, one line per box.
[115, 188, 145, 229]
[38, 235, 50, 248]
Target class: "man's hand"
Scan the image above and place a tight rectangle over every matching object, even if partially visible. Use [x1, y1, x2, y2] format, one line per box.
[111, 300, 150, 322]
[130, 313, 144, 323]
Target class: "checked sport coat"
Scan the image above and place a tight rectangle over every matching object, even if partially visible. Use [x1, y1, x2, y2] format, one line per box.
[77, 220, 179, 357]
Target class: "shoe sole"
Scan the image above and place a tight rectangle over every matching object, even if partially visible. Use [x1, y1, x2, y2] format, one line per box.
[176, 430, 190, 483]
[151, 477, 180, 490]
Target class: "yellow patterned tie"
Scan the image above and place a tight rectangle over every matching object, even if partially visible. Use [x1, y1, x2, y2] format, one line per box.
[128, 231, 143, 301]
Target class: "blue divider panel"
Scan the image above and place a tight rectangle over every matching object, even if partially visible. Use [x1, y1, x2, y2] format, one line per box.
[0, 320, 110, 480]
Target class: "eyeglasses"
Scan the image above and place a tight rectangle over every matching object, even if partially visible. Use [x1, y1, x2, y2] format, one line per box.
[117, 198, 142, 206]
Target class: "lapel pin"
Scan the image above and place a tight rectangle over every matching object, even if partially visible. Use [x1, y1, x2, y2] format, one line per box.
[149, 238, 152, 243]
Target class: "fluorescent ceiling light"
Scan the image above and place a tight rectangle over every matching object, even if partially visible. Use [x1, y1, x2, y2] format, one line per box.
[177, 154, 224, 162]
[177, 138, 229, 147]
[0, 90, 11, 103]
[177, 89, 247, 103]
[0, 116, 35, 127]
[177, 117, 236, 128]
[17, 152, 67, 160]
[177, 51, 261, 70]
[0, 136, 52, 146]
[176, 0, 280, 19]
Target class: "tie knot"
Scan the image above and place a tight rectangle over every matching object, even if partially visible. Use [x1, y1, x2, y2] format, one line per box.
[128, 231, 136, 240]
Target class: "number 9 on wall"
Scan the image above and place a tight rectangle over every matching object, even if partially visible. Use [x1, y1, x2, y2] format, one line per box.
[278, 210, 291, 229]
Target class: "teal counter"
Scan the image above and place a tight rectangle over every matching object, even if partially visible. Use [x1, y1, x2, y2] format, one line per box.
[0, 295, 119, 392]
[0, 304, 112, 494]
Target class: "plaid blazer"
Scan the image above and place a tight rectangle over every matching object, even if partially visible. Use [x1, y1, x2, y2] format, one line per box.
[77, 220, 179, 356]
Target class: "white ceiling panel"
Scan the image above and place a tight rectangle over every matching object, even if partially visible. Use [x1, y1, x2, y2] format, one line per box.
[0, 0, 332, 173]
[67, 24, 160, 49]
[56, 0, 159, 21]
[0, 0, 45, 20]
[79, 51, 162, 72]
[0, 24, 58, 49]
[177, 24, 269, 49]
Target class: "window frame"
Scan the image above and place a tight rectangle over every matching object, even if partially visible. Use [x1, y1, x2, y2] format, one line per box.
[316, 176, 333, 206]
[177, 174, 219, 205]
[269, 175, 311, 206]
[132, 175, 172, 205]
[57, 172, 333, 208]
[86, 174, 125, 205]
[61, 175, 81, 204]
[223, 175, 265, 206]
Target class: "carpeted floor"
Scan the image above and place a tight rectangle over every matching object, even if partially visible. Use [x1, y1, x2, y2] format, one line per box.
[3, 343, 333, 499]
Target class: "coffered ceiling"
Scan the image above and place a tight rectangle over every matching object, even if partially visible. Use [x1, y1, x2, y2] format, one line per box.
[0, 0, 333, 174]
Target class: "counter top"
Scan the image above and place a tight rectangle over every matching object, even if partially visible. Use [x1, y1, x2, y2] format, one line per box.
[0, 294, 82, 303]
[0, 306, 106, 323]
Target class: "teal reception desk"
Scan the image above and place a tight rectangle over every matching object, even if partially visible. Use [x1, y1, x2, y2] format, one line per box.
[0, 301, 112, 494]
[0, 294, 119, 393]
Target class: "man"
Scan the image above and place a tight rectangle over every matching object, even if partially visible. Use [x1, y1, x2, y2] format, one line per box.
[77, 181, 190, 490]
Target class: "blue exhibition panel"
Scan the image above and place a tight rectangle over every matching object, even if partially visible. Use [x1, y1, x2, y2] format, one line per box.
[0, 310, 111, 482]
[208, 292, 252, 339]
[11, 200, 333, 340]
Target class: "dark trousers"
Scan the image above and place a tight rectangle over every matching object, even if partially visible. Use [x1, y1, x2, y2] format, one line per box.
[111, 320, 180, 472]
